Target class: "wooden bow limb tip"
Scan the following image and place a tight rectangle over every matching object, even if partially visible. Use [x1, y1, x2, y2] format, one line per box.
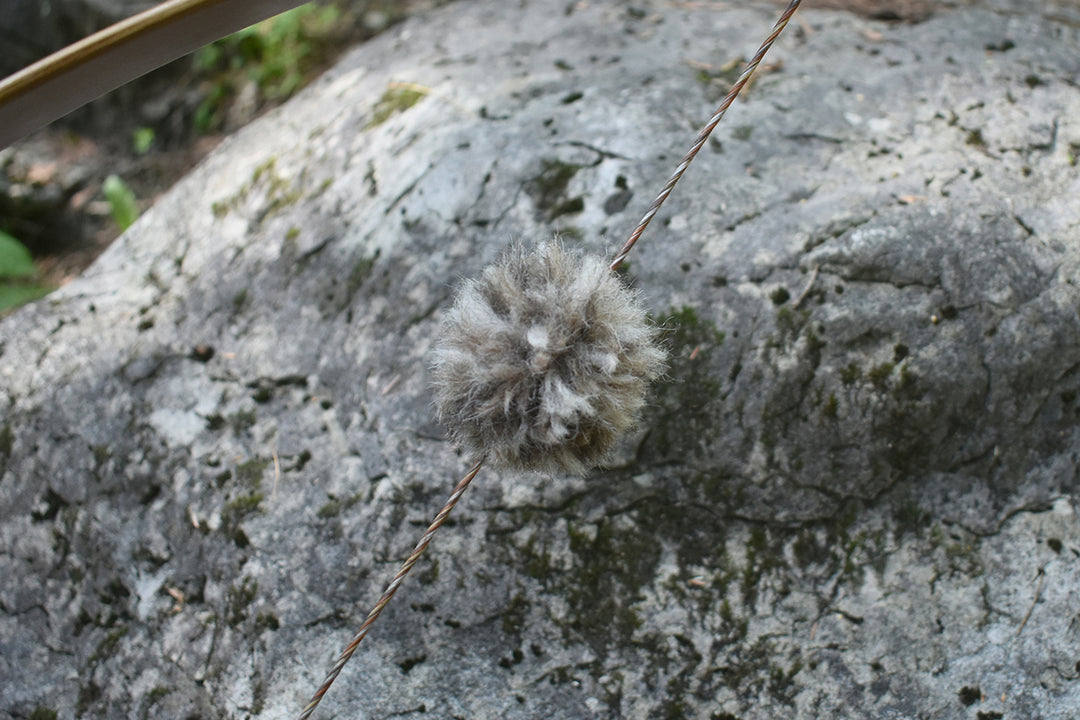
[0, 0, 311, 148]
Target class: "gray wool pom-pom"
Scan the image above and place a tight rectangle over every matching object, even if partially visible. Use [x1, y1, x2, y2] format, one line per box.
[431, 242, 667, 475]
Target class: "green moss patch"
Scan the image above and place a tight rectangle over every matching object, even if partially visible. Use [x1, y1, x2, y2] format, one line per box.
[236, 458, 270, 487]
[526, 159, 586, 220]
[365, 85, 427, 129]
[211, 157, 302, 219]
[646, 306, 727, 464]
[563, 516, 660, 652]
[226, 577, 259, 627]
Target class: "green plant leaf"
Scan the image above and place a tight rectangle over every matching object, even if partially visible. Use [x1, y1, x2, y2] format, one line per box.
[0, 283, 52, 313]
[133, 127, 155, 154]
[103, 175, 140, 230]
[0, 230, 37, 279]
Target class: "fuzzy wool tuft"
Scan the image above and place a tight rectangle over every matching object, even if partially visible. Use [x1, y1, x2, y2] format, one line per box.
[431, 242, 666, 475]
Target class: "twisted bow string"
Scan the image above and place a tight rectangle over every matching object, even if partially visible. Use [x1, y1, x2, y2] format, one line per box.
[298, 1, 803, 717]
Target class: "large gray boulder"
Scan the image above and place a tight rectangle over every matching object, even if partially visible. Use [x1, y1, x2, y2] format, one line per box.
[3, 1, 1080, 718]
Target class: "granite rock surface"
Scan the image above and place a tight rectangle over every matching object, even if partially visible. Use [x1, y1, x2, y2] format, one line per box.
[2, 1, 1080, 719]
